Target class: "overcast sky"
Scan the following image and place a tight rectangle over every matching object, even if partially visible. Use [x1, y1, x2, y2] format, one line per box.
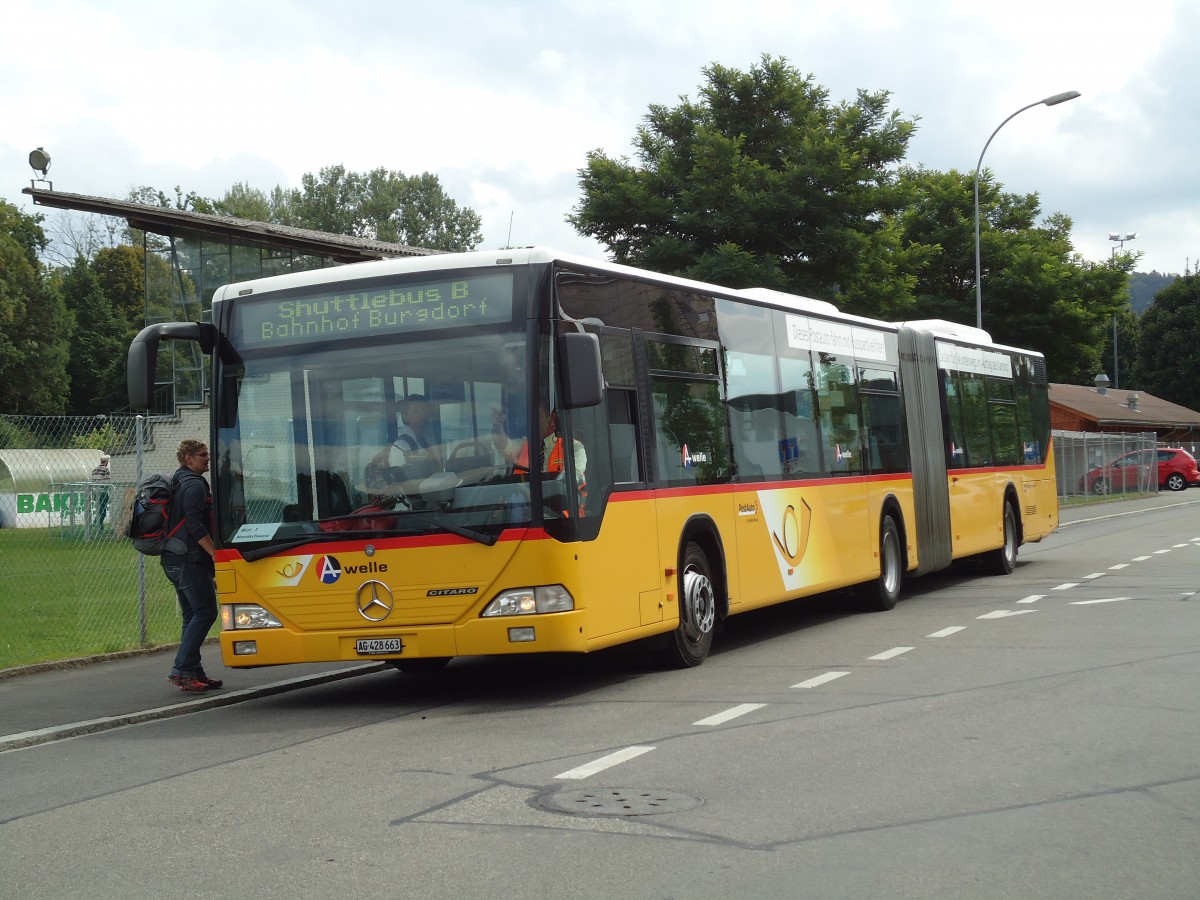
[3, 0, 1196, 276]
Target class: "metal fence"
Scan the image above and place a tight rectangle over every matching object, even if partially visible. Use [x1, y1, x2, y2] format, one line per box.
[0, 412, 210, 672]
[1053, 429, 1160, 503]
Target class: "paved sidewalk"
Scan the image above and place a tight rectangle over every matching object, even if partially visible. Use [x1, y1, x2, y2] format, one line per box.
[1058, 490, 1200, 526]
[3, 490, 1197, 751]
[0, 647, 385, 751]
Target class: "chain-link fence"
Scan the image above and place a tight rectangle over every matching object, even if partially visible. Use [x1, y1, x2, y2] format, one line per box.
[1054, 429, 1160, 504]
[0, 412, 210, 672]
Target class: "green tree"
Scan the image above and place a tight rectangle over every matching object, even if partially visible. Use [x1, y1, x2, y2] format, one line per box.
[55, 256, 129, 414]
[270, 165, 482, 251]
[211, 181, 273, 222]
[0, 199, 71, 414]
[1135, 274, 1200, 407]
[90, 245, 145, 325]
[894, 168, 1134, 383]
[569, 55, 918, 309]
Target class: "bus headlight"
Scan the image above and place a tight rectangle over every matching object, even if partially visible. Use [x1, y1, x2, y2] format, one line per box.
[481, 585, 574, 617]
[222, 604, 283, 630]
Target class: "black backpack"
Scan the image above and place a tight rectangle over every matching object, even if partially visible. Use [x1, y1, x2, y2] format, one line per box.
[125, 473, 187, 556]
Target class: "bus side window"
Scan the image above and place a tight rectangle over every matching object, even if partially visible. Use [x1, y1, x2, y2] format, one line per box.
[861, 392, 908, 474]
[607, 389, 640, 483]
[941, 370, 968, 468]
[815, 352, 862, 476]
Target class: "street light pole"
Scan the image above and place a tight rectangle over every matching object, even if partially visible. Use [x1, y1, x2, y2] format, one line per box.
[1108, 232, 1138, 390]
[974, 90, 1081, 329]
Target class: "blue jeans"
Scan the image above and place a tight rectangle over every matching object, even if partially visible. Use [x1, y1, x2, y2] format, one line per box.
[162, 555, 217, 677]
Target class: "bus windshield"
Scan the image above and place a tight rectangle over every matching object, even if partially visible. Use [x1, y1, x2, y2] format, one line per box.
[213, 323, 533, 549]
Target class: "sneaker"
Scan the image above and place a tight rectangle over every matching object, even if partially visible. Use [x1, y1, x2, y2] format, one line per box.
[172, 676, 211, 692]
[196, 673, 223, 689]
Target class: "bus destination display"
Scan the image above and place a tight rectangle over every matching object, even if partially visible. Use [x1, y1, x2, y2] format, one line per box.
[234, 272, 514, 348]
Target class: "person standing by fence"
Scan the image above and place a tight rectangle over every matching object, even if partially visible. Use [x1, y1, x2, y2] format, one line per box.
[162, 439, 223, 692]
[89, 455, 111, 529]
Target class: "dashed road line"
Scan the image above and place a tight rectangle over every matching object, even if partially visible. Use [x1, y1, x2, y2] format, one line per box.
[1018, 594, 1045, 604]
[927, 626, 966, 638]
[1109, 563, 1130, 570]
[791, 671, 850, 689]
[1070, 598, 1128, 605]
[555, 745, 655, 780]
[1053, 583, 1079, 590]
[693, 703, 766, 727]
[1132, 555, 1152, 561]
[868, 647, 913, 661]
[978, 609, 1037, 619]
[1084, 573, 1106, 579]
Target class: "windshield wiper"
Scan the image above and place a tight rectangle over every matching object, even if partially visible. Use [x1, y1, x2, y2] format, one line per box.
[239, 528, 395, 562]
[238, 508, 497, 562]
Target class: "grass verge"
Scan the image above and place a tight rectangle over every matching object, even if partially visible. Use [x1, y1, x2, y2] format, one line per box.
[0, 528, 182, 670]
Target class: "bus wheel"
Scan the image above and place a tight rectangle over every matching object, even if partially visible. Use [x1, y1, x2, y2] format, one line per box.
[983, 501, 1018, 575]
[856, 514, 902, 611]
[665, 542, 716, 668]
[388, 657, 451, 674]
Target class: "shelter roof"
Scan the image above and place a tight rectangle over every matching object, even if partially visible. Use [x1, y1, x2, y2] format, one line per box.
[22, 187, 436, 264]
[1049, 383, 1200, 429]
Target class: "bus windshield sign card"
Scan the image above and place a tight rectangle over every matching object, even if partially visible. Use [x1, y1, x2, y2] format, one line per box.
[233, 272, 515, 348]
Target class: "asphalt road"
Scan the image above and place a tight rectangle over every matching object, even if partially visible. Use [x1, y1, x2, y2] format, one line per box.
[1, 492, 1198, 899]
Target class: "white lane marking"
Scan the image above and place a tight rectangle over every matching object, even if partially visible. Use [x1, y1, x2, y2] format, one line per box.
[555, 745, 655, 780]
[1132, 555, 1152, 561]
[791, 671, 851, 689]
[1053, 583, 1080, 590]
[1018, 594, 1045, 604]
[1173, 543, 1190, 549]
[1154, 549, 1172, 554]
[1109, 564, 1130, 570]
[1084, 573, 1106, 580]
[868, 647, 913, 661]
[978, 609, 1038, 619]
[693, 703, 767, 727]
[1070, 598, 1129, 605]
[927, 626, 966, 638]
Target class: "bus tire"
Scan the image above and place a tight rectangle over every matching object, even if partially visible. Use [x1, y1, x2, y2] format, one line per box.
[856, 514, 903, 611]
[387, 657, 451, 674]
[664, 541, 716, 668]
[983, 501, 1018, 575]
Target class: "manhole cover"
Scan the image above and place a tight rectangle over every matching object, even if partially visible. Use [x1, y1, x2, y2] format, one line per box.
[538, 787, 702, 817]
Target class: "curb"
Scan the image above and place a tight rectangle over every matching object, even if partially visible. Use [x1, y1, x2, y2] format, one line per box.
[0, 662, 387, 753]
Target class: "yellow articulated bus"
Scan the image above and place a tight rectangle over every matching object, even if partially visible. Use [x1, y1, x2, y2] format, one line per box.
[127, 248, 1058, 670]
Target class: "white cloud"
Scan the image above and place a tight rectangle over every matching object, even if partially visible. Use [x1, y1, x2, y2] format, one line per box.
[3, 0, 1197, 271]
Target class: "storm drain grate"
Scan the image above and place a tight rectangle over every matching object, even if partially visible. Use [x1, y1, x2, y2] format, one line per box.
[538, 787, 702, 817]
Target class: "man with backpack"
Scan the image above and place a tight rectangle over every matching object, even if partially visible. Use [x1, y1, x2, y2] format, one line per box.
[161, 439, 223, 693]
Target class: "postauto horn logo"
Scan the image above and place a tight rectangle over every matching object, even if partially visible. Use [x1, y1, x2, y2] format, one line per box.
[318, 555, 342, 584]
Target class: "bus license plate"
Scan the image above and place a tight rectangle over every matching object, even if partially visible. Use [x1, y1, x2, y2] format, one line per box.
[355, 638, 403, 655]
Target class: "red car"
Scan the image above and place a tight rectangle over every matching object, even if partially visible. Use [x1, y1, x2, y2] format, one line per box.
[1081, 447, 1200, 494]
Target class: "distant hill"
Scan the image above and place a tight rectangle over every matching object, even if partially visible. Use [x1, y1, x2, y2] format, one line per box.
[1128, 271, 1177, 315]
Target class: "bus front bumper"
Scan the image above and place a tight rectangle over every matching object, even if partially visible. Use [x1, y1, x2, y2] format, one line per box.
[219, 609, 590, 667]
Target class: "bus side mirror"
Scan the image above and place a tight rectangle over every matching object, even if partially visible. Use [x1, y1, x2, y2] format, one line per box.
[127, 322, 218, 409]
[558, 332, 603, 409]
